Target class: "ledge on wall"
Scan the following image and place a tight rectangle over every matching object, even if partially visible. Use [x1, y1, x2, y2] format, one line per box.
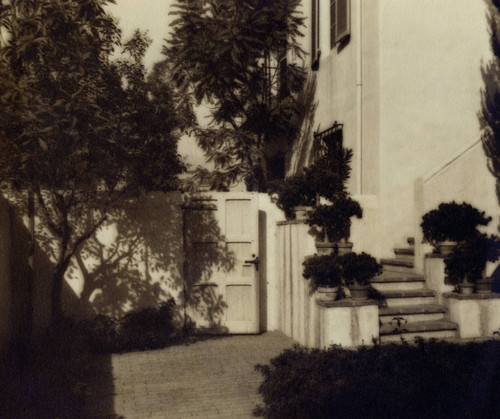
[316, 298, 379, 348]
[443, 292, 500, 339]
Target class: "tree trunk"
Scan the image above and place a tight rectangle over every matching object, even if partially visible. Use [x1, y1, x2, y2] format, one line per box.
[51, 264, 65, 326]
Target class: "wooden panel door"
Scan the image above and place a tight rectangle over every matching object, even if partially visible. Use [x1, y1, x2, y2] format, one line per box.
[184, 192, 259, 334]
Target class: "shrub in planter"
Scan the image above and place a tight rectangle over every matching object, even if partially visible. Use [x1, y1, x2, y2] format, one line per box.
[303, 254, 342, 298]
[339, 252, 383, 300]
[304, 147, 353, 201]
[267, 172, 316, 220]
[444, 233, 500, 293]
[307, 196, 362, 246]
[421, 202, 492, 252]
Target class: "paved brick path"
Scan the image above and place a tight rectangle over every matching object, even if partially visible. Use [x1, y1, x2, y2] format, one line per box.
[85, 332, 296, 419]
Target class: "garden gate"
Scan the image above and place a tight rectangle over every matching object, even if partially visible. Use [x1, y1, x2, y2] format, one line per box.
[183, 192, 260, 333]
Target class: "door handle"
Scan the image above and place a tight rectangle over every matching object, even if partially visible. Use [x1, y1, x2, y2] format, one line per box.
[244, 254, 260, 271]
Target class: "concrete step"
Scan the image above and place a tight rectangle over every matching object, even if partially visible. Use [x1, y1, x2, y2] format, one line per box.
[379, 320, 458, 343]
[380, 258, 414, 273]
[380, 289, 436, 307]
[394, 247, 414, 263]
[372, 272, 424, 292]
[379, 304, 447, 324]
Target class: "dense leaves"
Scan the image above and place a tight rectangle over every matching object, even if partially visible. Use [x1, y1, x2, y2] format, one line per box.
[481, 1, 500, 204]
[165, 0, 307, 190]
[0, 0, 189, 322]
[302, 254, 342, 290]
[420, 201, 492, 249]
[254, 340, 500, 418]
[307, 199, 362, 242]
[339, 252, 383, 286]
[444, 233, 500, 286]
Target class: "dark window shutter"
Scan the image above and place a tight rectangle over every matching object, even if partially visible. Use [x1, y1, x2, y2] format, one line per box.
[330, 0, 336, 49]
[335, 0, 350, 43]
[311, 0, 320, 69]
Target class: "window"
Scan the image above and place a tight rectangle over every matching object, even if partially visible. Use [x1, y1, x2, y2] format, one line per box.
[311, 0, 320, 70]
[330, 0, 350, 49]
[314, 122, 343, 160]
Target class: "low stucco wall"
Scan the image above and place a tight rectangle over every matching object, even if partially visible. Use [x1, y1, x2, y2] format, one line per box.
[275, 220, 379, 348]
[318, 300, 378, 348]
[443, 293, 500, 339]
[424, 256, 454, 305]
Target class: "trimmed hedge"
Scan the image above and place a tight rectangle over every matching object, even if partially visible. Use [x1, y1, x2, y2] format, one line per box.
[254, 339, 500, 418]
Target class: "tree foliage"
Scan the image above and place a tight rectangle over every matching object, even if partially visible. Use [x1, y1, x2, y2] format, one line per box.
[481, 0, 500, 204]
[0, 0, 189, 322]
[165, 0, 307, 190]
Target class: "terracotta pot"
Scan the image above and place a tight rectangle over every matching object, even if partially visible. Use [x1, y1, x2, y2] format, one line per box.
[458, 280, 475, 295]
[349, 283, 371, 300]
[317, 286, 339, 302]
[315, 241, 336, 255]
[476, 277, 493, 294]
[315, 240, 353, 256]
[292, 206, 313, 222]
[438, 241, 458, 256]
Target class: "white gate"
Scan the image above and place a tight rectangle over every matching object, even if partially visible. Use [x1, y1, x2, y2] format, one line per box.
[183, 192, 259, 333]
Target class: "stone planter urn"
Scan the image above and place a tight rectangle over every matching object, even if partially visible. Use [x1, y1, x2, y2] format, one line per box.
[317, 286, 340, 302]
[348, 284, 371, 301]
[437, 241, 458, 256]
[292, 206, 313, 222]
[458, 278, 475, 295]
[315, 240, 353, 256]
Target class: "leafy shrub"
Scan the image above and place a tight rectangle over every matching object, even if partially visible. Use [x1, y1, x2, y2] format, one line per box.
[421, 202, 492, 249]
[307, 198, 362, 242]
[339, 252, 383, 286]
[254, 339, 500, 418]
[303, 254, 342, 291]
[82, 298, 177, 353]
[267, 172, 316, 219]
[444, 233, 500, 287]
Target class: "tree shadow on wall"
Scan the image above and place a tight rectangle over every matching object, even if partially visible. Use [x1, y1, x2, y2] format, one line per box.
[182, 195, 236, 333]
[66, 192, 235, 333]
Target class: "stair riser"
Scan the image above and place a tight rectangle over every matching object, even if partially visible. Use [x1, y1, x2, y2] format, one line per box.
[380, 329, 457, 343]
[382, 265, 416, 274]
[372, 281, 424, 292]
[394, 254, 414, 263]
[379, 312, 446, 324]
[384, 296, 436, 306]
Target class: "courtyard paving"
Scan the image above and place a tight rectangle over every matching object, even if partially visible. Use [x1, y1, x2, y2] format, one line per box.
[84, 331, 296, 419]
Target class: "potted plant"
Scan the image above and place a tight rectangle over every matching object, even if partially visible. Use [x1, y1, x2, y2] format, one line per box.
[339, 252, 383, 300]
[421, 202, 492, 254]
[307, 195, 362, 255]
[267, 172, 316, 220]
[303, 254, 343, 301]
[444, 233, 500, 294]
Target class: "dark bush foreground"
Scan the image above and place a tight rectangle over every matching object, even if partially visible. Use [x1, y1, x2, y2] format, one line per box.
[254, 339, 500, 418]
[81, 298, 178, 353]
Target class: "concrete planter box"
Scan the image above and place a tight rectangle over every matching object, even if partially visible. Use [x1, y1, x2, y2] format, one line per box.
[316, 299, 379, 348]
[443, 292, 500, 339]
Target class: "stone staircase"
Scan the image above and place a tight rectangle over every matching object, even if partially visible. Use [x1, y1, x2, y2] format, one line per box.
[372, 238, 458, 343]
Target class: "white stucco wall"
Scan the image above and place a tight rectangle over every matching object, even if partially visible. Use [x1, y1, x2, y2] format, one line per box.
[378, 0, 491, 256]
[292, 0, 494, 258]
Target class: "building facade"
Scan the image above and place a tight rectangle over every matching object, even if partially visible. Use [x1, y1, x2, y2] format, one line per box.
[290, 0, 498, 262]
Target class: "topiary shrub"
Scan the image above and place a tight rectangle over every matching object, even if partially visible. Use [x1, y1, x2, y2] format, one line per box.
[339, 252, 383, 286]
[444, 233, 500, 288]
[267, 172, 317, 219]
[421, 202, 492, 249]
[302, 254, 342, 292]
[307, 197, 362, 242]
